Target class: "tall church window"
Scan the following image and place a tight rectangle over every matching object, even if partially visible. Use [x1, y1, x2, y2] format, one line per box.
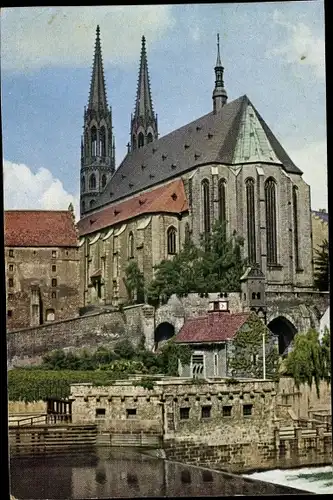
[246, 178, 256, 264]
[91, 126, 97, 157]
[89, 173, 96, 190]
[202, 179, 210, 235]
[167, 226, 177, 255]
[81, 176, 85, 192]
[128, 231, 134, 259]
[99, 126, 106, 156]
[138, 132, 144, 148]
[292, 185, 300, 269]
[101, 174, 106, 188]
[147, 133, 153, 144]
[218, 178, 226, 230]
[265, 177, 278, 265]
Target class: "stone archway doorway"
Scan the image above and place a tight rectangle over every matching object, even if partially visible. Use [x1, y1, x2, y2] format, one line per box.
[267, 316, 297, 356]
[154, 322, 175, 351]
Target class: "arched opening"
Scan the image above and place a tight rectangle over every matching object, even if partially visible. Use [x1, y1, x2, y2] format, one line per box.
[218, 178, 226, 229]
[265, 177, 278, 265]
[201, 179, 210, 236]
[85, 131, 89, 156]
[90, 199, 95, 208]
[147, 132, 153, 144]
[91, 126, 97, 157]
[101, 174, 107, 188]
[267, 316, 297, 356]
[138, 132, 144, 148]
[81, 176, 85, 192]
[154, 322, 175, 350]
[81, 200, 85, 213]
[46, 309, 55, 322]
[99, 126, 106, 156]
[246, 177, 256, 264]
[89, 173, 96, 190]
[128, 231, 134, 259]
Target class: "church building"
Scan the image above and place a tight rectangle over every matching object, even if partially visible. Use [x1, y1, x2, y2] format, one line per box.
[77, 26, 314, 307]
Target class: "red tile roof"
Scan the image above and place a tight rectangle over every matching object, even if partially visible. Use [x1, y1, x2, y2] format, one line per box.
[174, 312, 251, 344]
[5, 210, 78, 247]
[78, 178, 189, 236]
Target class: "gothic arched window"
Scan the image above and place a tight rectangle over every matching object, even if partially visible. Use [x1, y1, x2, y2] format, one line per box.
[246, 178, 256, 264]
[81, 176, 85, 192]
[138, 132, 144, 148]
[265, 177, 278, 265]
[91, 126, 97, 157]
[147, 133, 153, 144]
[202, 179, 210, 235]
[89, 173, 96, 190]
[90, 199, 95, 208]
[218, 178, 226, 230]
[100, 126, 106, 156]
[128, 231, 134, 259]
[167, 226, 177, 255]
[85, 131, 89, 156]
[292, 185, 300, 269]
[101, 174, 106, 188]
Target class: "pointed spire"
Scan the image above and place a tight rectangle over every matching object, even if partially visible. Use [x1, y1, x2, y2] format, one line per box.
[134, 35, 154, 119]
[88, 25, 108, 112]
[216, 33, 222, 67]
[212, 33, 227, 113]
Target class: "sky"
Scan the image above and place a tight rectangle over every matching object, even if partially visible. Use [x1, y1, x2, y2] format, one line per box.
[1, 2, 327, 218]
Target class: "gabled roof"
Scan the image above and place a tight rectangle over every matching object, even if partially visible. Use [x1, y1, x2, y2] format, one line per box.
[174, 312, 251, 344]
[94, 95, 302, 212]
[78, 178, 188, 237]
[5, 210, 78, 247]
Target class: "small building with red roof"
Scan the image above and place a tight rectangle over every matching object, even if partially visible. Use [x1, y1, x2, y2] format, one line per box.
[174, 297, 277, 379]
[5, 207, 81, 331]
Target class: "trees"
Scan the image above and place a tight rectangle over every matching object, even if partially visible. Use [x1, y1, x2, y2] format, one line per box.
[284, 328, 330, 396]
[313, 239, 329, 291]
[147, 221, 245, 305]
[123, 261, 145, 304]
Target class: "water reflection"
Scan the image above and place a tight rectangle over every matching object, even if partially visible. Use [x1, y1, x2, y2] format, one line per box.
[10, 447, 309, 499]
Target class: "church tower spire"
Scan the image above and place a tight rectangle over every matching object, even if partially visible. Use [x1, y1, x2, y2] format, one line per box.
[130, 35, 158, 151]
[212, 33, 227, 113]
[80, 25, 115, 218]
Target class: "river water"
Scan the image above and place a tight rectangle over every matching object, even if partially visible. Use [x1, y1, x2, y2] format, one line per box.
[244, 465, 333, 494]
[10, 447, 312, 499]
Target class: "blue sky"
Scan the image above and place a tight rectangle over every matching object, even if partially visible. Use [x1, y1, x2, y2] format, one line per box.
[1, 3, 326, 216]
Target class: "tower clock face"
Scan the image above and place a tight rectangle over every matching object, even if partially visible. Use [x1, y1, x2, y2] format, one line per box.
[220, 301, 228, 310]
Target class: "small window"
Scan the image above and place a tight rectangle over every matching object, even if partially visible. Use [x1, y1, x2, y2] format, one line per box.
[66, 250, 69, 256]
[213, 301, 219, 311]
[126, 408, 137, 419]
[257, 292, 261, 300]
[202, 470, 213, 483]
[96, 408, 106, 418]
[201, 405, 211, 419]
[52, 265, 56, 272]
[252, 354, 257, 366]
[52, 278, 57, 287]
[51, 291, 57, 299]
[243, 293, 246, 300]
[222, 406, 232, 417]
[8, 278, 14, 288]
[192, 354, 204, 377]
[52, 250, 57, 258]
[7, 293, 13, 300]
[127, 473, 138, 485]
[7, 310, 13, 318]
[46, 309, 55, 322]
[9, 264, 14, 272]
[180, 407, 190, 420]
[9, 249, 14, 257]
[252, 292, 256, 299]
[181, 470, 191, 484]
[243, 404, 253, 416]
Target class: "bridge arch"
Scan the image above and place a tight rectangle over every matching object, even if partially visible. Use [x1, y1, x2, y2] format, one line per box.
[154, 322, 175, 351]
[267, 315, 297, 356]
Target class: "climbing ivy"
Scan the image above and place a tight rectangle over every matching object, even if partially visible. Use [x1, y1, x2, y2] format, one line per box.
[228, 313, 279, 379]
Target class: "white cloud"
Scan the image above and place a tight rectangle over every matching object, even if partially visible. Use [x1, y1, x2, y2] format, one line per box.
[267, 10, 325, 80]
[287, 140, 327, 211]
[3, 159, 80, 219]
[1, 6, 175, 72]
